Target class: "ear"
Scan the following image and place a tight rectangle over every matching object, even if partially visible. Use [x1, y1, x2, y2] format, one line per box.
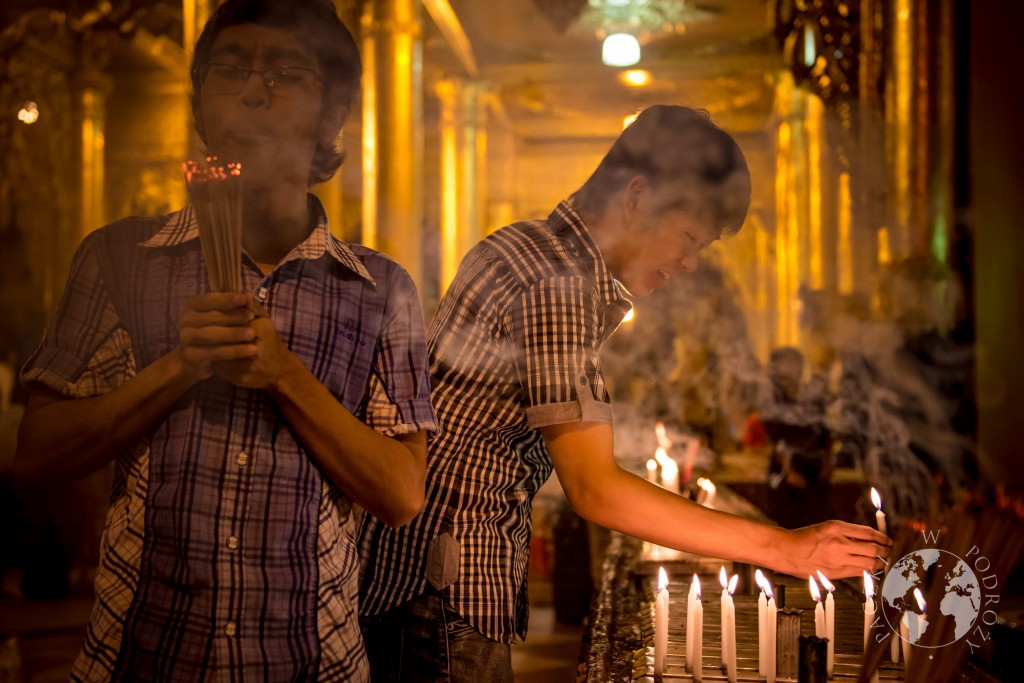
[622, 174, 649, 216]
[319, 104, 348, 147]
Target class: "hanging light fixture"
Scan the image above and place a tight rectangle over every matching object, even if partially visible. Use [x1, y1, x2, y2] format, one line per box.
[602, 32, 640, 66]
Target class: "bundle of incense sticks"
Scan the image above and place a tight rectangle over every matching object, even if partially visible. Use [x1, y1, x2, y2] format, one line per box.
[183, 157, 243, 292]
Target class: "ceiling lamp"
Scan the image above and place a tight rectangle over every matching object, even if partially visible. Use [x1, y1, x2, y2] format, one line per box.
[602, 33, 640, 67]
[620, 69, 651, 87]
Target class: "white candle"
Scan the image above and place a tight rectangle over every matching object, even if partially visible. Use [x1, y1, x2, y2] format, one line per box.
[755, 569, 767, 677]
[810, 576, 826, 639]
[864, 572, 880, 683]
[914, 587, 928, 642]
[693, 587, 704, 683]
[765, 583, 777, 683]
[646, 458, 658, 483]
[900, 612, 911, 669]
[871, 487, 887, 535]
[655, 447, 678, 492]
[655, 567, 669, 679]
[686, 574, 699, 670]
[719, 567, 738, 682]
[703, 479, 716, 508]
[817, 570, 836, 676]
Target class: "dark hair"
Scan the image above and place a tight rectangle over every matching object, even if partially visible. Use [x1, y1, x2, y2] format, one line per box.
[189, 0, 361, 185]
[574, 105, 752, 236]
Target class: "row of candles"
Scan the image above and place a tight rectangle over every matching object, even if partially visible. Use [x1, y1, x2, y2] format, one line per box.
[652, 487, 920, 680]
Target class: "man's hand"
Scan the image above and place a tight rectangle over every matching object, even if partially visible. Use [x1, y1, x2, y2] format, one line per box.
[177, 292, 259, 383]
[783, 520, 892, 579]
[213, 307, 298, 390]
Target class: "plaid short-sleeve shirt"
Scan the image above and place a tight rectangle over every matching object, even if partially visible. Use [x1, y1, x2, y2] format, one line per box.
[358, 201, 631, 643]
[22, 198, 435, 682]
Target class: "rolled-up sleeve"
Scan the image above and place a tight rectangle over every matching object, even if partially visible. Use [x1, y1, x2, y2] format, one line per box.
[21, 235, 134, 399]
[512, 276, 613, 429]
[364, 268, 437, 437]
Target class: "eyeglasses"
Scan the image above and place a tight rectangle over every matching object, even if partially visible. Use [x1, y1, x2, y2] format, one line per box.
[201, 63, 321, 97]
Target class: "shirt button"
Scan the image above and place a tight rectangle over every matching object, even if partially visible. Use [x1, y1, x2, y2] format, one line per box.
[237, 452, 249, 466]
[227, 536, 239, 550]
[225, 622, 236, 637]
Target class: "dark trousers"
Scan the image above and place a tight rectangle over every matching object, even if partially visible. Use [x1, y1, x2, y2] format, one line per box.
[361, 590, 513, 683]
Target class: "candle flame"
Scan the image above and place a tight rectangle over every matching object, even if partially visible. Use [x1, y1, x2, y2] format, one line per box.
[719, 566, 728, 589]
[816, 570, 835, 592]
[693, 573, 701, 598]
[755, 569, 765, 591]
[764, 582, 774, 600]
[870, 487, 882, 510]
[914, 587, 926, 614]
[863, 571, 875, 600]
[809, 576, 822, 602]
[701, 479, 716, 494]
[646, 459, 657, 474]
[658, 566, 668, 592]
[654, 421, 671, 450]
[728, 574, 738, 595]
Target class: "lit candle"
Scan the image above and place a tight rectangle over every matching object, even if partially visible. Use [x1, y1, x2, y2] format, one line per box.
[870, 487, 887, 535]
[655, 447, 678, 492]
[697, 478, 717, 508]
[687, 574, 698, 671]
[682, 436, 699, 484]
[864, 572, 880, 683]
[755, 570, 768, 677]
[816, 570, 836, 676]
[900, 612, 911, 670]
[655, 421, 672, 450]
[655, 567, 669, 679]
[914, 587, 928, 641]
[765, 582, 777, 683]
[693, 584, 704, 683]
[720, 567, 738, 682]
[646, 458, 658, 483]
[809, 576, 825, 639]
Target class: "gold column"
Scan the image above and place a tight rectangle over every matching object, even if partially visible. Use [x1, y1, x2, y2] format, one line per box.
[361, 0, 423, 285]
[436, 79, 460, 290]
[435, 78, 488, 293]
[888, 0, 916, 259]
[837, 171, 853, 294]
[73, 55, 111, 241]
[930, 0, 955, 264]
[773, 70, 806, 348]
[806, 93, 824, 290]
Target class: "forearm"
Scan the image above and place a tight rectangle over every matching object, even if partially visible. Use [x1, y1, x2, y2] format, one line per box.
[15, 349, 199, 481]
[267, 352, 426, 527]
[569, 463, 790, 572]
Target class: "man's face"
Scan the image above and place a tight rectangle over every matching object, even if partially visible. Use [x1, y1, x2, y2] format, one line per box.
[197, 24, 327, 189]
[609, 181, 720, 297]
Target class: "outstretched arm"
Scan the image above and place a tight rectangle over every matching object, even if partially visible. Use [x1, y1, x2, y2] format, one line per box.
[543, 420, 890, 579]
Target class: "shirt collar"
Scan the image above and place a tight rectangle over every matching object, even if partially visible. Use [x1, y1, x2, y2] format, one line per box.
[548, 200, 631, 310]
[140, 195, 375, 284]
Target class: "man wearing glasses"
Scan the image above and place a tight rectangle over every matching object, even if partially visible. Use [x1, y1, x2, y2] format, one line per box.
[14, 1, 435, 680]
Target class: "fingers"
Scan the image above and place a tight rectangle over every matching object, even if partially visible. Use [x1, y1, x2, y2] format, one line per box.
[187, 291, 251, 313]
[181, 324, 256, 348]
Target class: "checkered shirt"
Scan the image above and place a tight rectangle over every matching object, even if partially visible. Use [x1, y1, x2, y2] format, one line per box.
[358, 201, 632, 643]
[22, 198, 436, 681]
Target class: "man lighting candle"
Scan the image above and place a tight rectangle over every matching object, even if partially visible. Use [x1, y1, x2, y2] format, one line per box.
[358, 105, 892, 682]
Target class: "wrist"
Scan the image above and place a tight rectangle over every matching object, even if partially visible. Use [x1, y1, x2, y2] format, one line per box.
[266, 350, 306, 397]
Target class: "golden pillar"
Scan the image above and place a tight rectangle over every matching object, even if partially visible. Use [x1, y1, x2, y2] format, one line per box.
[360, 0, 424, 285]
[435, 78, 488, 292]
[73, 59, 111, 241]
